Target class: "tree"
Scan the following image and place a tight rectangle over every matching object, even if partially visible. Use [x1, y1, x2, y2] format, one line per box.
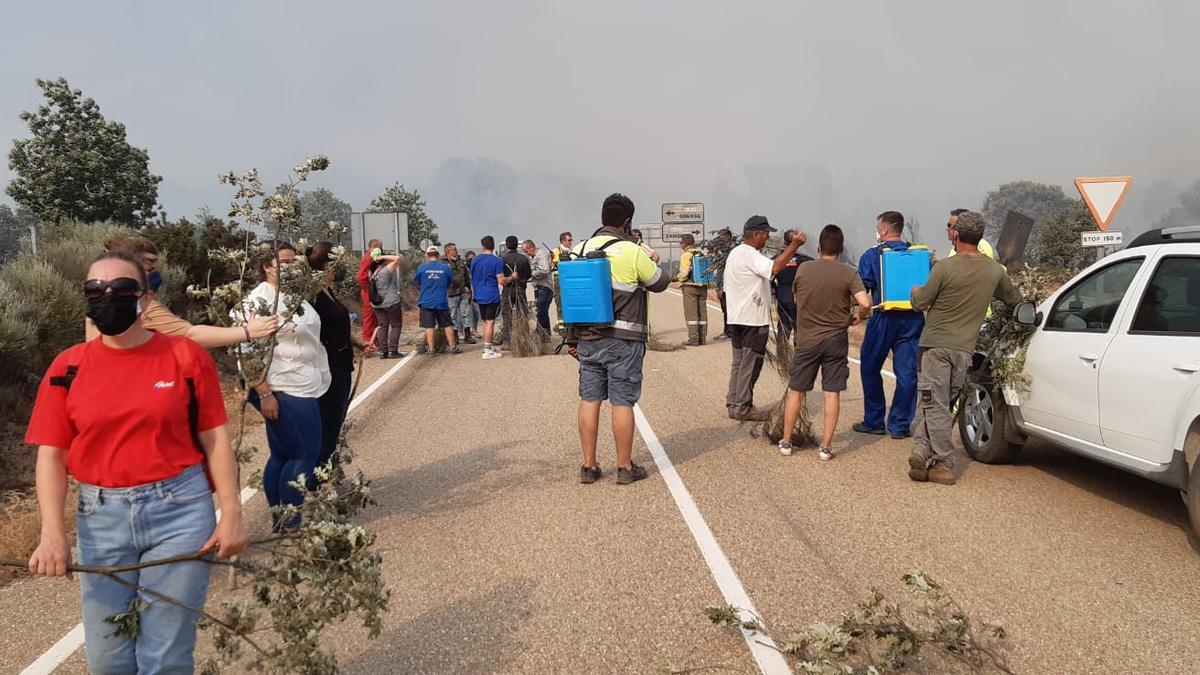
[369, 182, 438, 247]
[0, 204, 37, 262]
[1154, 179, 1200, 228]
[980, 181, 1072, 243]
[1030, 201, 1094, 270]
[7, 78, 161, 225]
[298, 187, 351, 243]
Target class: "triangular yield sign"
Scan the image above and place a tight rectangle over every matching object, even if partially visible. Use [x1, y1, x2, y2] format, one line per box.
[1075, 176, 1133, 231]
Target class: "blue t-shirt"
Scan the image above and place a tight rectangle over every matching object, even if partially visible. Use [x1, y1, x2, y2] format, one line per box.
[469, 253, 505, 305]
[414, 261, 452, 310]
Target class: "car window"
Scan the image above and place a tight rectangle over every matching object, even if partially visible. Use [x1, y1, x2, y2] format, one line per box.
[1130, 257, 1200, 334]
[1045, 258, 1142, 332]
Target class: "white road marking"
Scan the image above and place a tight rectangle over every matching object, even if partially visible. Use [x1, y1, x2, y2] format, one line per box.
[22, 351, 418, 675]
[633, 404, 791, 675]
[666, 288, 897, 379]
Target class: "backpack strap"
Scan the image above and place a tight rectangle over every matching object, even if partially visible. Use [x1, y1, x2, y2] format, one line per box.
[49, 365, 80, 390]
[168, 338, 202, 453]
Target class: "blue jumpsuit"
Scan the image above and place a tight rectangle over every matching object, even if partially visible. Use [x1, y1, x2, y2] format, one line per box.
[857, 242, 924, 435]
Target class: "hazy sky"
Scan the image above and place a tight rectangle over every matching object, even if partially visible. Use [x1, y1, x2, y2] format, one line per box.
[3, 0, 1198, 256]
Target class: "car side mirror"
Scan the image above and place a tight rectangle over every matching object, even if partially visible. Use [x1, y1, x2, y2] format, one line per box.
[1014, 301, 1041, 327]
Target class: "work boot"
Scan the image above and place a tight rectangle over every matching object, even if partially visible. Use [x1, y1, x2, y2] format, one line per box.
[464, 329, 477, 344]
[686, 340, 701, 347]
[927, 463, 957, 485]
[734, 407, 770, 422]
[907, 455, 929, 482]
[853, 422, 885, 436]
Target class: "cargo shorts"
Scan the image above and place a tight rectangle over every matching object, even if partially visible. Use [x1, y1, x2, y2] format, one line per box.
[577, 336, 647, 407]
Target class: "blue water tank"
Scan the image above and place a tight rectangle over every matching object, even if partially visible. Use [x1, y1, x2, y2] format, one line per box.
[879, 245, 931, 311]
[558, 258, 615, 324]
[692, 255, 715, 283]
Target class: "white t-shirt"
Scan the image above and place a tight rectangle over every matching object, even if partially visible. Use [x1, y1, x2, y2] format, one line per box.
[236, 282, 332, 398]
[723, 243, 774, 326]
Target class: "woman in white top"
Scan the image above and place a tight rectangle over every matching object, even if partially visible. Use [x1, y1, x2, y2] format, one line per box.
[240, 241, 331, 528]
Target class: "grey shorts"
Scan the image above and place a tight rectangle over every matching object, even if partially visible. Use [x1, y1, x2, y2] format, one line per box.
[577, 336, 647, 407]
[789, 332, 850, 392]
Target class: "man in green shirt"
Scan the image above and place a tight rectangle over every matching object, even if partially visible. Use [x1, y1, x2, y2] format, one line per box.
[908, 211, 1022, 485]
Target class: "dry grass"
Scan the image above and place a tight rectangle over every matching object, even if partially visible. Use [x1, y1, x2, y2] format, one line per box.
[0, 484, 77, 585]
[753, 329, 817, 447]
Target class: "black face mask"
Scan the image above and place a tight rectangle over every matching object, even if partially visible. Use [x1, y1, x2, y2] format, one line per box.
[86, 294, 141, 336]
[333, 267, 347, 283]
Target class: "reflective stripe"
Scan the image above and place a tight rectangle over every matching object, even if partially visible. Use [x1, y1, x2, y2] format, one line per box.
[613, 319, 647, 333]
[612, 280, 639, 293]
[686, 320, 700, 324]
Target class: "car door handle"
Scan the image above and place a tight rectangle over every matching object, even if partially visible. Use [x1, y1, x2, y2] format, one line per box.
[1078, 353, 1100, 362]
[1173, 363, 1200, 373]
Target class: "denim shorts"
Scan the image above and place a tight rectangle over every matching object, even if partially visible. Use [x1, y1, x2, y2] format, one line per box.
[577, 336, 646, 407]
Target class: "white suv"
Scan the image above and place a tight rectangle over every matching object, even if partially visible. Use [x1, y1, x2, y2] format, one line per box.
[958, 226, 1200, 536]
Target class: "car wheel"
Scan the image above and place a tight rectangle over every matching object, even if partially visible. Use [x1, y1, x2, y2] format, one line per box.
[958, 375, 1023, 464]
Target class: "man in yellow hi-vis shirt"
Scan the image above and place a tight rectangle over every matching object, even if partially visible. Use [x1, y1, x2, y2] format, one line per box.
[550, 231, 573, 333]
[567, 194, 670, 486]
[674, 233, 710, 346]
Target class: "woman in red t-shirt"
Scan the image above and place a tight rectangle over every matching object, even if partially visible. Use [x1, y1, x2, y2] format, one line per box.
[26, 251, 247, 674]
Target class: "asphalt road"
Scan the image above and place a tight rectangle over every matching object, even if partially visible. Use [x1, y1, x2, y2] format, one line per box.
[2, 287, 1198, 673]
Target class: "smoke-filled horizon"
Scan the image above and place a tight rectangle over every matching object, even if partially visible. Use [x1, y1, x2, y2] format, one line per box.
[3, 1, 1198, 258]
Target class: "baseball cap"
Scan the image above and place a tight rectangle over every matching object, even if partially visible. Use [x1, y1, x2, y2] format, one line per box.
[426, 245, 440, 255]
[743, 215, 776, 234]
[952, 211, 986, 239]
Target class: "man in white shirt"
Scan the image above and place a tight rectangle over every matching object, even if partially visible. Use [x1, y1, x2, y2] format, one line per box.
[724, 215, 805, 420]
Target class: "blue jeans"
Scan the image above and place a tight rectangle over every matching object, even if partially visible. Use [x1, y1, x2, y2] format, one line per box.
[317, 367, 352, 470]
[534, 286, 553, 332]
[860, 311, 924, 434]
[77, 463, 215, 675]
[250, 390, 322, 512]
[448, 293, 472, 334]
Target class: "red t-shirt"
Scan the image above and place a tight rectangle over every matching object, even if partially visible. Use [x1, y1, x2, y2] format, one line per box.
[25, 333, 228, 488]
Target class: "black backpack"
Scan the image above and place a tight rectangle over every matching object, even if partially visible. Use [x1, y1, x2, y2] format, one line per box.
[368, 267, 386, 306]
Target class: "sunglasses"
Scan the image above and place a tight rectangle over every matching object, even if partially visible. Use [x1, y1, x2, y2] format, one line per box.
[83, 277, 144, 300]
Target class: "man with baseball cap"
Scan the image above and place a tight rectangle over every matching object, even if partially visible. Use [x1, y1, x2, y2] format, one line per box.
[907, 211, 1021, 484]
[415, 245, 460, 356]
[723, 215, 805, 421]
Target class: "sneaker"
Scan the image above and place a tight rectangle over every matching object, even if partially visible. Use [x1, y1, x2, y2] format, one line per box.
[818, 447, 833, 461]
[889, 430, 912, 440]
[482, 349, 502, 360]
[451, 346, 462, 355]
[852, 422, 885, 436]
[616, 462, 648, 485]
[464, 335, 477, 344]
[713, 332, 730, 341]
[579, 465, 602, 484]
[778, 440, 793, 456]
[425, 349, 437, 357]
[928, 463, 957, 485]
[907, 454, 929, 482]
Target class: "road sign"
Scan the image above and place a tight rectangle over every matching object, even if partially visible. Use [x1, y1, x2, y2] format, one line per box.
[662, 203, 704, 225]
[1075, 176, 1133, 231]
[1081, 230, 1123, 248]
[662, 223, 705, 243]
[351, 212, 410, 252]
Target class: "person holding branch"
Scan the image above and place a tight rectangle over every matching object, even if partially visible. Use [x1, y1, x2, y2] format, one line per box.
[27, 250, 246, 674]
